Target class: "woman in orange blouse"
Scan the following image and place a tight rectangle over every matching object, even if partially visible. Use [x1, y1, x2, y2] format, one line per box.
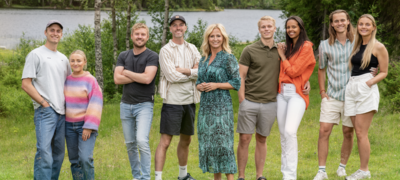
[276, 16, 316, 180]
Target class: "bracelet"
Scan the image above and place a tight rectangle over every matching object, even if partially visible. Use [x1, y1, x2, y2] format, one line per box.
[319, 90, 326, 94]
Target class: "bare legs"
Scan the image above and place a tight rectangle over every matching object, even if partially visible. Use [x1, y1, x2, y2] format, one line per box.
[155, 133, 191, 171]
[177, 134, 191, 166]
[237, 133, 267, 179]
[317, 122, 354, 166]
[255, 133, 267, 178]
[351, 111, 375, 171]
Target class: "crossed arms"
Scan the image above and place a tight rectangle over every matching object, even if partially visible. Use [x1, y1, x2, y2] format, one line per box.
[114, 66, 158, 85]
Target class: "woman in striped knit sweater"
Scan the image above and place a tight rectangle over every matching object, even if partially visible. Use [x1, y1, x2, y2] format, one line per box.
[64, 50, 103, 180]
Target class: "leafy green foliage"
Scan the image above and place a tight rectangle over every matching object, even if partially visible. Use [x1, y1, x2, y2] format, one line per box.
[146, 0, 173, 53]
[0, 37, 44, 116]
[186, 19, 208, 52]
[218, 0, 281, 9]
[381, 61, 400, 112]
[280, 0, 400, 55]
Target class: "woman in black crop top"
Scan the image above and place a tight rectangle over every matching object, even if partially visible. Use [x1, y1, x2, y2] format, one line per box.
[343, 14, 389, 180]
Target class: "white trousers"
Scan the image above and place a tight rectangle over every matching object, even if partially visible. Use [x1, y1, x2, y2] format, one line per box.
[277, 83, 306, 180]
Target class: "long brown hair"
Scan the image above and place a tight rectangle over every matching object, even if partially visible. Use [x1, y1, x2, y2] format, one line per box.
[348, 14, 378, 70]
[284, 16, 310, 59]
[328, 9, 355, 45]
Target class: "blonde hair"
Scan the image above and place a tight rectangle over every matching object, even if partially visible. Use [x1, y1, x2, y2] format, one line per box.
[328, 9, 355, 45]
[131, 23, 149, 37]
[258, 15, 276, 28]
[349, 14, 377, 70]
[70, 50, 87, 70]
[200, 24, 231, 59]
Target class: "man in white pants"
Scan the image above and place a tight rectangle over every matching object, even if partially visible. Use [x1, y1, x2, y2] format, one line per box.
[313, 9, 375, 180]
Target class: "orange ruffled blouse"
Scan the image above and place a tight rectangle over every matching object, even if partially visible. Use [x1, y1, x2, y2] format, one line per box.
[278, 41, 316, 109]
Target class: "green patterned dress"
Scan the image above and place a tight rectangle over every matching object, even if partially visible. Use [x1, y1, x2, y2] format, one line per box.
[196, 51, 241, 174]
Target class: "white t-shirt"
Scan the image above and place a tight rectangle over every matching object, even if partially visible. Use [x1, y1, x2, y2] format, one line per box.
[177, 43, 185, 61]
[21, 45, 72, 114]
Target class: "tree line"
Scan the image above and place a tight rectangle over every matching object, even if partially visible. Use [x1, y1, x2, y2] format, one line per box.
[0, 0, 281, 10]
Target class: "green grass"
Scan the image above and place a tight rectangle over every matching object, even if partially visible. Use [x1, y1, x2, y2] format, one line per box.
[1, 64, 399, 179]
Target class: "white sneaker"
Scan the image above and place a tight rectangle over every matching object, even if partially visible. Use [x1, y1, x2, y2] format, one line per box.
[345, 169, 371, 180]
[313, 170, 328, 180]
[337, 166, 347, 177]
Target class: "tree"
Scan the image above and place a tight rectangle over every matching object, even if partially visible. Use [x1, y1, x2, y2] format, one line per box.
[4, 0, 12, 7]
[94, 0, 104, 90]
[111, 0, 118, 67]
[126, 0, 134, 50]
[280, 0, 355, 48]
[280, 0, 400, 56]
[161, 0, 169, 47]
[146, 0, 173, 53]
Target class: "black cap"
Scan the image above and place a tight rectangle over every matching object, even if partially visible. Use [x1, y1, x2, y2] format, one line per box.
[169, 15, 186, 25]
[46, 20, 63, 30]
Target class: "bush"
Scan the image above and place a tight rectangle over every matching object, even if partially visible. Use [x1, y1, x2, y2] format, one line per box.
[381, 61, 400, 112]
[186, 19, 208, 52]
[0, 85, 33, 116]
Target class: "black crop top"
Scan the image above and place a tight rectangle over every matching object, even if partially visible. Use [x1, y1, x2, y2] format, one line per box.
[351, 44, 379, 76]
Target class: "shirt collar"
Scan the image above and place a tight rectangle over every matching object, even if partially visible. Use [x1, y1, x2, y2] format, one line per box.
[258, 40, 278, 49]
[334, 38, 350, 44]
[169, 39, 188, 48]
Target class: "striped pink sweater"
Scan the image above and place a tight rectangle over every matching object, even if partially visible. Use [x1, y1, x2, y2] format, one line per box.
[64, 72, 103, 131]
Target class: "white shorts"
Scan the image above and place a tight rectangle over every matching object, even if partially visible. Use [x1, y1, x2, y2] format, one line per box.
[344, 73, 379, 116]
[320, 97, 353, 127]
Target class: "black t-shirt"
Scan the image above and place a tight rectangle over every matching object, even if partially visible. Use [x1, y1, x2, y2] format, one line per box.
[351, 44, 379, 76]
[116, 48, 159, 104]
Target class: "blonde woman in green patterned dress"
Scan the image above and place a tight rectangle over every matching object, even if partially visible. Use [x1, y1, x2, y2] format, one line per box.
[196, 23, 241, 180]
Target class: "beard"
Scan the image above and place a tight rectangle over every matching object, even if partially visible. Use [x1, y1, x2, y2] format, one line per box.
[133, 39, 147, 48]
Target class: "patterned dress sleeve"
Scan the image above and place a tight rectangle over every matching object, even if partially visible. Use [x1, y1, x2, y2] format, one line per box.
[226, 54, 241, 91]
[196, 56, 206, 86]
[82, 76, 103, 131]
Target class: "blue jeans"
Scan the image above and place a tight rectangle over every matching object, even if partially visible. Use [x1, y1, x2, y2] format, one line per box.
[65, 121, 98, 180]
[33, 106, 65, 180]
[120, 102, 154, 180]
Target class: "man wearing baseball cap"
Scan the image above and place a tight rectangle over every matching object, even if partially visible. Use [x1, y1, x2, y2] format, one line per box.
[154, 15, 200, 180]
[21, 20, 71, 180]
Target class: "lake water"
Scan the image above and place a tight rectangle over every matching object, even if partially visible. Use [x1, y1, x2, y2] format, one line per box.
[0, 9, 285, 49]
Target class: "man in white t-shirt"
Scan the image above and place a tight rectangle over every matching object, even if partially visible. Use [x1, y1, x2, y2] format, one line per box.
[21, 20, 71, 180]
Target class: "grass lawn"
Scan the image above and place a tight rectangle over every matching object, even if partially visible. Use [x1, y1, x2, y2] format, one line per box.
[1, 55, 400, 179]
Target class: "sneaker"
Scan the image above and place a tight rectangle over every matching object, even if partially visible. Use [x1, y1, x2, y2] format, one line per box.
[257, 176, 267, 180]
[345, 169, 371, 180]
[178, 173, 196, 180]
[237, 178, 245, 180]
[337, 166, 347, 177]
[313, 170, 328, 180]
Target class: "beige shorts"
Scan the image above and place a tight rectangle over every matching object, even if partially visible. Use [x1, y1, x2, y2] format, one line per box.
[236, 99, 277, 137]
[320, 97, 353, 127]
[344, 73, 380, 116]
